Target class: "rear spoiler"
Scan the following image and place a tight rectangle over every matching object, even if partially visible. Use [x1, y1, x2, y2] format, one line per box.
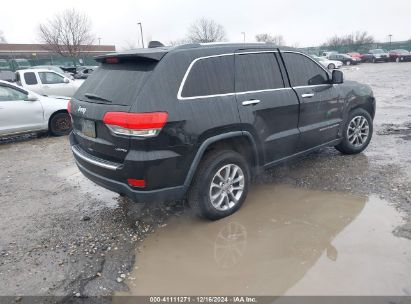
[95, 48, 170, 63]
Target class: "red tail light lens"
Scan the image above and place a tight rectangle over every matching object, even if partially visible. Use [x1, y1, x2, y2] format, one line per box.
[67, 100, 71, 114]
[127, 179, 146, 188]
[103, 112, 168, 137]
[105, 57, 119, 64]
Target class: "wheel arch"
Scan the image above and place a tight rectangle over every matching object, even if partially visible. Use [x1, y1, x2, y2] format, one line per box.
[349, 98, 375, 119]
[183, 132, 260, 190]
[48, 109, 70, 131]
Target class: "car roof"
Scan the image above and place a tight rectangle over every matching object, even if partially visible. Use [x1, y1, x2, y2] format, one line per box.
[0, 80, 13, 85]
[0, 80, 31, 92]
[17, 68, 61, 73]
[95, 43, 288, 62]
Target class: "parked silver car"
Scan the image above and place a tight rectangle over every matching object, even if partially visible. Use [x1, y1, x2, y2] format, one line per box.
[0, 80, 71, 137]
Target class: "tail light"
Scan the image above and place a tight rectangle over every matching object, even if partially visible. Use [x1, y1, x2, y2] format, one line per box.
[103, 112, 168, 137]
[67, 100, 71, 114]
[105, 57, 119, 64]
[127, 179, 146, 188]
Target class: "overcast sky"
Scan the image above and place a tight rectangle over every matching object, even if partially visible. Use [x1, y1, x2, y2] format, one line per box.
[1, 0, 410, 49]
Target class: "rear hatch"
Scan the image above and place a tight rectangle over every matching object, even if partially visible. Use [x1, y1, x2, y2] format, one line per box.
[71, 54, 162, 162]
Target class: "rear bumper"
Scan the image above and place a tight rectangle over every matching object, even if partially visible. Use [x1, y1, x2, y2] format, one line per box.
[75, 160, 186, 203]
[69, 132, 189, 203]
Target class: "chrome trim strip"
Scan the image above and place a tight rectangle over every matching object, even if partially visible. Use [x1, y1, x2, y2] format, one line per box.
[281, 50, 332, 78]
[319, 123, 340, 132]
[236, 87, 292, 95]
[176, 49, 332, 101]
[71, 145, 120, 171]
[177, 53, 235, 100]
[293, 84, 332, 89]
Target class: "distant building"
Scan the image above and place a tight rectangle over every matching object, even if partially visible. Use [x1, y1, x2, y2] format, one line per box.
[0, 43, 116, 71]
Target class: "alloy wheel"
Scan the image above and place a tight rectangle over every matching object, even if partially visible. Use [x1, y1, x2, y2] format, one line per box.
[347, 116, 370, 148]
[55, 116, 71, 132]
[209, 164, 245, 211]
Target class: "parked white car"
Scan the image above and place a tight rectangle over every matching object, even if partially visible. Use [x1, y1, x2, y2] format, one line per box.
[311, 55, 343, 70]
[31, 65, 75, 80]
[15, 69, 81, 97]
[0, 80, 71, 137]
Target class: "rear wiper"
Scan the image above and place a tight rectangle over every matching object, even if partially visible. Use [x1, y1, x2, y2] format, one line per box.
[84, 93, 112, 103]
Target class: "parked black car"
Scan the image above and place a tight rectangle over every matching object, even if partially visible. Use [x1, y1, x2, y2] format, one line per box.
[328, 53, 360, 65]
[74, 66, 97, 79]
[362, 49, 390, 63]
[69, 43, 375, 220]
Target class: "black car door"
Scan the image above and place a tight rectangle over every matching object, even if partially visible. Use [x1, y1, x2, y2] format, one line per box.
[281, 51, 343, 151]
[235, 51, 300, 165]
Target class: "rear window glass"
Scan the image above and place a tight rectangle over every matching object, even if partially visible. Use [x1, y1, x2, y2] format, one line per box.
[181, 55, 234, 98]
[74, 61, 157, 105]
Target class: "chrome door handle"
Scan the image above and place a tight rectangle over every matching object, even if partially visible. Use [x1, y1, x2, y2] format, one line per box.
[301, 93, 314, 98]
[242, 99, 261, 106]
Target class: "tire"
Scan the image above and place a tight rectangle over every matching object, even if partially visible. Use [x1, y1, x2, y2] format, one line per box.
[188, 150, 250, 220]
[328, 63, 335, 70]
[335, 108, 373, 155]
[49, 112, 72, 136]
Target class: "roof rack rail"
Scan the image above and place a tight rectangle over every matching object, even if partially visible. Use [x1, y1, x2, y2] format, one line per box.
[174, 43, 201, 50]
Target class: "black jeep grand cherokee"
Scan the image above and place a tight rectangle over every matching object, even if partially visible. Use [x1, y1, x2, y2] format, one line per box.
[69, 43, 375, 220]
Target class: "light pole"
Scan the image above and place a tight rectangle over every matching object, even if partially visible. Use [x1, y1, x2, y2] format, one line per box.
[241, 32, 246, 43]
[98, 37, 101, 46]
[388, 34, 393, 46]
[138, 22, 145, 48]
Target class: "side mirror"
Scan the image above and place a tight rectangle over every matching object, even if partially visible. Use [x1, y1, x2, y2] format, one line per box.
[63, 78, 70, 84]
[26, 94, 39, 102]
[332, 70, 344, 84]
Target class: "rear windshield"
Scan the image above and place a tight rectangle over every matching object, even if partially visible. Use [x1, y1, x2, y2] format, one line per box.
[74, 60, 157, 105]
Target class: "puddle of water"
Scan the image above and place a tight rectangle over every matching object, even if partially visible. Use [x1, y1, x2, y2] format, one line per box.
[118, 184, 411, 296]
[58, 166, 119, 209]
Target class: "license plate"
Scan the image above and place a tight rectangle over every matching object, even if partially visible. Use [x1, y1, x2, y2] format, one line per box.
[81, 119, 96, 138]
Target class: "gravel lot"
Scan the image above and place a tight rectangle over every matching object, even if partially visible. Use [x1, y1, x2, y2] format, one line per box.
[0, 62, 410, 299]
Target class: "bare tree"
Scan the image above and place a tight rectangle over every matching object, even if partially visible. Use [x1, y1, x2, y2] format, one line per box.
[187, 18, 226, 43]
[324, 31, 374, 47]
[353, 31, 374, 44]
[255, 33, 285, 46]
[0, 31, 6, 43]
[38, 9, 95, 64]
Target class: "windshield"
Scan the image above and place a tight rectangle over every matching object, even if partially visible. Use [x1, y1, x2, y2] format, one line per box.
[74, 60, 157, 106]
[371, 49, 385, 54]
[34, 66, 66, 74]
[50, 66, 65, 74]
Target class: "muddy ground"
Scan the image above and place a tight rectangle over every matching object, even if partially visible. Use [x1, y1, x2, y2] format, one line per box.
[0, 62, 410, 300]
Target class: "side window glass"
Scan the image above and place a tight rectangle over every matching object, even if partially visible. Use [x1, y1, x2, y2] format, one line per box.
[181, 55, 234, 98]
[235, 53, 284, 92]
[39, 72, 65, 84]
[0, 86, 27, 101]
[24, 72, 38, 85]
[283, 52, 329, 87]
